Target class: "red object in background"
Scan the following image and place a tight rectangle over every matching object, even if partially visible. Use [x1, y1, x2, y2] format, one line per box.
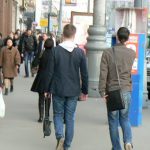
[78, 44, 87, 55]
[126, 34, 139, 74]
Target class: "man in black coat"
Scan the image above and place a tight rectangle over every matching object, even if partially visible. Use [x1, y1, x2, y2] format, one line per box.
[22, 29, 37, 77]
[45, 24, 88, 150]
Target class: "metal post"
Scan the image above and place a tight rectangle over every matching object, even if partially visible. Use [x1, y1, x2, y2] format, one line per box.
[48, 0, 52, 34]
[85, 0, 107, 97]
[87, 0, 90, 13]
[134, 0, 142, 7]
[57, 0, 63, 36]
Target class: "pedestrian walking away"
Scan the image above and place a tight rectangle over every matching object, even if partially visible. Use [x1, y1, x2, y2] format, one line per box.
[31, 38, 54, 123]
[99, 27, 136, 150]
[45, 24, 88, 150]
[0, 38, 21, 95]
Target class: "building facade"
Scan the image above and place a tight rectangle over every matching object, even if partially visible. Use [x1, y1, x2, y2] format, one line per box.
[0, 0, 25, 37]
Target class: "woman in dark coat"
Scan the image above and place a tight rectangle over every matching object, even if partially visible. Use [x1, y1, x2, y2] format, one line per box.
[31, 38, 54, 122]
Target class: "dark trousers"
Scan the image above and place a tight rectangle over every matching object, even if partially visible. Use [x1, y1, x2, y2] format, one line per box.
[24, 51, 34, 77]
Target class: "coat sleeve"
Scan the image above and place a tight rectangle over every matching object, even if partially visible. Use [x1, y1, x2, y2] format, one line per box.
[15, 49, 21, 66]
[43, 49, 55, 92]
[80, 50, 88, 95]
[33, 36, 38, 54]
[99, 51, 109, 97]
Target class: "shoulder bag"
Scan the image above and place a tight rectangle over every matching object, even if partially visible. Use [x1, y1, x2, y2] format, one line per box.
[107, 47, 125, 111]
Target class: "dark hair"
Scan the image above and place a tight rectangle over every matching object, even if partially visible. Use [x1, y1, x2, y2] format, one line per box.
[0, 33, 2, 38]
[44, 38, 54, 49]
[117, 27, 130, 44]
[63, 24, 76, 38]
[6, 37, 13, 43]
[27, 29, 32, 32]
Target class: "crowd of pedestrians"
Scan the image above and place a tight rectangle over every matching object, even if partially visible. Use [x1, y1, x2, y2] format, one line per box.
[0, 29, 58, 95]
[0, 25, 135, 150]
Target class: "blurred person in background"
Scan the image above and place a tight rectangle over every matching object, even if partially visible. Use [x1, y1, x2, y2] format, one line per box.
[13, 33, 20, 48]
[18, 30, 27, 64]
[4, 32, 14, 46]
[22, 29, 37, 77]
[0, 33, 4, 51]
[0, 38, 21, 95]
[31, 33, 49, 76]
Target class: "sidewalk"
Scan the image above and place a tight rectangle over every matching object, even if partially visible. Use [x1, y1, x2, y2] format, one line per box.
[0, 75, 149, 150]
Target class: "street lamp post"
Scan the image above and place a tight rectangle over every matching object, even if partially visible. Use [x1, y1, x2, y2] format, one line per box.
[57, 0, 63, 36]
[48, 0, 52, 34]
[86, 0, 107, 97]
[87, 0, 90, 13]
[134, 0, 142, 7]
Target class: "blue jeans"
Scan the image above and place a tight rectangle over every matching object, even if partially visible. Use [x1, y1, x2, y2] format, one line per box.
[52, 95, 78, 149]
[24, 51, 34, 77]
[108, 92, 132, 150]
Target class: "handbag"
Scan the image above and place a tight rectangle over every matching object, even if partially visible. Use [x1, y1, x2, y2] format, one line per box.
[31, 55, 40, 74]
[43, 96, 52, 138]
[106, 47, 125, 111]
[0, 89, 5, 118]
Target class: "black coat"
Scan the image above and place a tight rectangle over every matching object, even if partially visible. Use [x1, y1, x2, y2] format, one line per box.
[50, 46, 88, 97]
[31, 48, 53, 93]
[31, 40, 44, 68]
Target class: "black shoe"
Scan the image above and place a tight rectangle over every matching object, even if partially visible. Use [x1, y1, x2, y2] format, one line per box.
[4, 88, 8, 95]
[38, 117, 43, 123]
[10, 85, 13, 92]
[31, 73, 34, 77]
[24, 75, 29, 78]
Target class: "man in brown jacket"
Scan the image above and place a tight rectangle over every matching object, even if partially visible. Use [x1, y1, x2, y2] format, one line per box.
[99, 27, 135, 150]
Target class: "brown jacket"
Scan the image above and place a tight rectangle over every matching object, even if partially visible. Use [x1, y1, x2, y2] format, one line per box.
[99, 43, 136, 97]
[0, 46, 21, 78]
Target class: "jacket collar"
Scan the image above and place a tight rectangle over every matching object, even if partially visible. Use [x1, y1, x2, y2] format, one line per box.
[115, 43, 126, 47]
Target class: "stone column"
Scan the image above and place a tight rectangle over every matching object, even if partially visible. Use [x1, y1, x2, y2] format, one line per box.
[86, 0, 107, 97]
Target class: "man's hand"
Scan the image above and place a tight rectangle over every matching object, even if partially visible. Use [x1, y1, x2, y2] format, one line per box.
[44, 92, 50, 98]
[16, 65, 19, 69]
[0, 87, 2, 91]
[79, 93, 88, 101]
[102, 95, 108, 102]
